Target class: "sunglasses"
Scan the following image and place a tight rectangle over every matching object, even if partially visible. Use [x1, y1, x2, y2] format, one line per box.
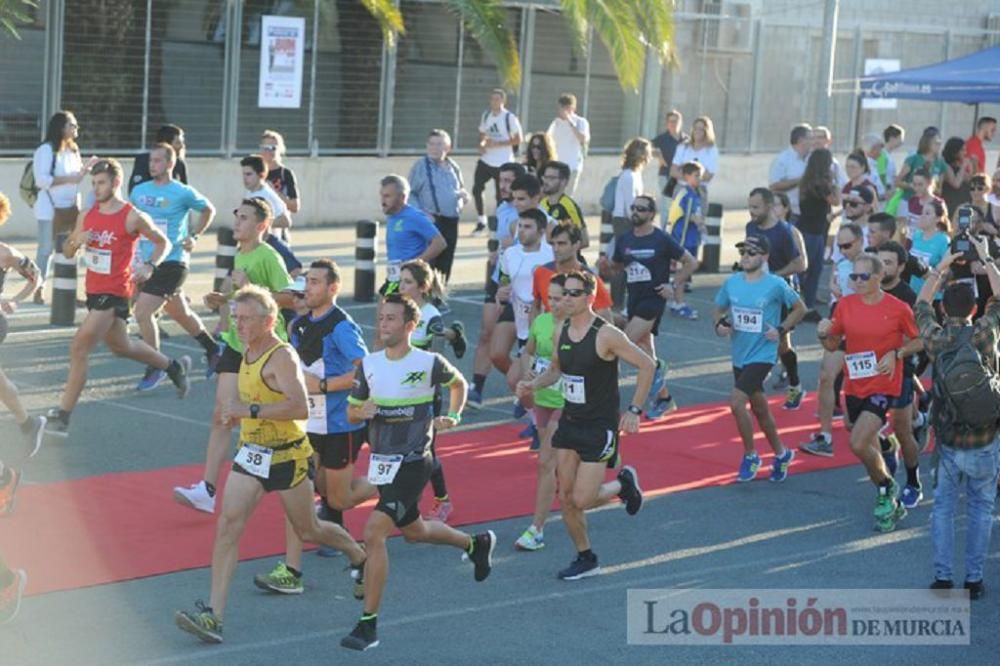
[837, 241, 856, 250]
[630, 205, 652, 212]
[844, 201, 863, 208]
[738, 249, 760, 257]
[562, 288, 590, 297]
[849, 272, 872, 282]
[259, 145, 277, 152]
[971, 185, 987, 191]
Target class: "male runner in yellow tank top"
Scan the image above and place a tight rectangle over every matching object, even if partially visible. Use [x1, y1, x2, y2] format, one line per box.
[175, 286, 366, 644]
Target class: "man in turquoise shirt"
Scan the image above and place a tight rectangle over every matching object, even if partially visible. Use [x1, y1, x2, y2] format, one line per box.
[130, 143, 218, 391]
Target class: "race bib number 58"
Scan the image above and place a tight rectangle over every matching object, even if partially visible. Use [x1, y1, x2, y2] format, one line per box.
[235, 443, 273, 478]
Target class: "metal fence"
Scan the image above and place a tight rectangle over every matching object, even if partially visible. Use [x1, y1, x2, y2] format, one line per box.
[2, 1, 999, 157]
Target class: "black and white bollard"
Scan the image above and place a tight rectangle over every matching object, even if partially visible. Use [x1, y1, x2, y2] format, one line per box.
[50, 232, 77, 326]
[599, 210, 614, 257]
[354, 220, 378, 302]
[699, 202, 724, 273]
[485, 215, 498, 285]
[213, 227, 237, 293]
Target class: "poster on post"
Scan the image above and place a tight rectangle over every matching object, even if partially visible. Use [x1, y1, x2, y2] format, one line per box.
[861, 59, 901, 110]
[258, 15, 305, 109]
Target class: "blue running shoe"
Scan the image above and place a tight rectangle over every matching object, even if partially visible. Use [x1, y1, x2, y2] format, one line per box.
[519, 422, 536, 438]
[466, 387, 483, 409]
[205, 343, 223, 380]
[557, 554, 600, 581]
[769, 449, 795, 482]
[737, 453, 761, 482]
[672, 304, 698, 320]
[649, 360, 666, 399]
[646, 396, 677, 420]
[900, 484, 923, 509]
[529, 428, 541, 451]
[137, 368, 167, 392]
[512, 400, 527, 419]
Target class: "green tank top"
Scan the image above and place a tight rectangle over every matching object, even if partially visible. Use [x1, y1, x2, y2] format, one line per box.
[529, 312, 564, 409]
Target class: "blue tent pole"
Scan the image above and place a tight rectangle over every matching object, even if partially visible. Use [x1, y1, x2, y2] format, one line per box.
[973, 103, 980, 133]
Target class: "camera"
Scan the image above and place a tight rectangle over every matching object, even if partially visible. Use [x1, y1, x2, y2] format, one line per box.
[950, 206, 979, 263]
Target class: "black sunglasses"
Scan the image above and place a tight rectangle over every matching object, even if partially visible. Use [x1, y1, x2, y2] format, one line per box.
[562, 288, 590, 297]
[845, 200, 863, 207]
[738, 249, 760, 257]
[849, 272, 872, 282]
[971, 185, 987, 191]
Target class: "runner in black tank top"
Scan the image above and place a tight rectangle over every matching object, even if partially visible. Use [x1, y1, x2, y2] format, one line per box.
[516, 271, 655, 582]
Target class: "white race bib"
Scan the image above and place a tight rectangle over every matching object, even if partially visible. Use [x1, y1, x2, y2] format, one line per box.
[367, 453, 403, 485]
[562, 373, 586, 404]
[85, 247, 112, 275]
[387, 261, 401, 283]
[153, 217, 169, 233]
[910, 249, 932, 265]
[845, 351, 879, 379]
[531, 356, 551, 376]
[625, 262, 652, 283]
[235, 443, 273, 478]
[731, 306, 763, 333]
[307, 394, 326, 420]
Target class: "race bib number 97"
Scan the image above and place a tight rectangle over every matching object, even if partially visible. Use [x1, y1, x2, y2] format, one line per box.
[367, 453, 403, 485]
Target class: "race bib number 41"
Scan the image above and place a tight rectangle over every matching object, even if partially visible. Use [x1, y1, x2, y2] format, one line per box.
[845, 351, 879, 379]
[367, 453, 403, 485]
[731, 306, 763, 333]
[235, 443, 273, 478]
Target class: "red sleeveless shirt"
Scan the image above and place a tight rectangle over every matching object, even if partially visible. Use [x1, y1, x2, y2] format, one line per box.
[83, 202, 139, 298]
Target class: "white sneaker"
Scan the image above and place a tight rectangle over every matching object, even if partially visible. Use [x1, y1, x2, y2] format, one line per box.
[514, 525, 544, 551]
[173, 481, 216, 513]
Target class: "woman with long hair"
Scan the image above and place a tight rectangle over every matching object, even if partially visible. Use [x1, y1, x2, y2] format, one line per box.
[891, 128, 947, 214]
[940, 136, 974, 215]
[903, 169, 944, 236]
[260, 129, 299, 242]
[796, 148, 840, 312]
[523, 132, 556, 176]
[31, 111, 96, 304]
[670, 115, 720, 196]
[397, 259, 467, 523]
[909, 198, 951, 297]
[609, 137, 652, 309]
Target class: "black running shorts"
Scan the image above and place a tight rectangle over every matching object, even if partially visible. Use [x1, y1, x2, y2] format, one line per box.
[627, 295, 667, 335]
[231, 455, 315, 493]
[310, 426, 368, 470]
[86, 293, 130, 321]
[140, 261, 188, 298]
[732, 363, 773, 397]
[552, 418, 620, 466]
[216, 342, 242, 374]
[375, 456, 432, 528]
[845, 394, 893, 426]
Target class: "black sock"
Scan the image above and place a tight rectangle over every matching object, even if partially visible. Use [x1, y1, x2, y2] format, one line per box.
[360, 613, 377, 629]
[879, 436, 892, 453]
[473, 373, 486, 394]
[322, 502, 344, 528]
[204, 481, 216, 497]
[165, 359, 182, 381]
[579, 549, 595, 561]
[906, 464, 920, 488]
[195, 332, 217, 355]
[58, 409, 71, 424]
[780, 350, 800, 386]
[430, 458, 448, 498]
[286, 564, 302, 578]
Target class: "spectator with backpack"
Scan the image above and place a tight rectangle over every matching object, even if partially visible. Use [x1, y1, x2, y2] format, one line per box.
[472, 89, 522, 237]
[915, 236, 1000, 600]
[24, 111, 96, 304]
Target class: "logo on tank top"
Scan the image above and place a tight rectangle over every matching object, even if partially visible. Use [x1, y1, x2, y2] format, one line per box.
[88, 230, 118, 246]
[401, 371, 426, 386]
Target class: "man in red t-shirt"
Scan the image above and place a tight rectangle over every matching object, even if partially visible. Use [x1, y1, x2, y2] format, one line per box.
[44, 158, 192, 438]
[532, 223, 612, 319]
[965, 117, 996, 174]
[817, 253, 922, 533]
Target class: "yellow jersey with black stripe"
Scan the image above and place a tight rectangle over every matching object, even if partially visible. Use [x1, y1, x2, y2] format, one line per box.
[238, 341, 313, 463]
[348, 348, 460, 462]
[541, 194, 585, 230]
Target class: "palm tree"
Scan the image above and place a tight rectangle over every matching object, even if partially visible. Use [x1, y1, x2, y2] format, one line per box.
[0, 0, 35, 39]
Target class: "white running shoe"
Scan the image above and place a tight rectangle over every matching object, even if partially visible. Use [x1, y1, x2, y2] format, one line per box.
[173, 480, 216, 513]
[514, 525, 545, 551]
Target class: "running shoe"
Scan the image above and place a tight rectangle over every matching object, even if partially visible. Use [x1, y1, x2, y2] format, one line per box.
[900, 484, 923, 509]
[43, 408, 69, 438]
[964, 580, 986, 600]
[769, 449, 795, 482]
[771, 370, 789, 390]
[799, 434, 833, 457]
[529, 428, 541, 451]
[930, 579, 954, 590]
[466, 387, 483, 410]
[0, 569, 27, 625]
[617, 465, 643, 515]
[449, 321, 467, 358]
[205, 344, 222, 380]
[23, 415, 46, 459]
[465, 531, 496, 582]
[558, 554, 600, 581]
[175, 601, 223, 643]
[424, 499, 453, 523]
[173, 480, 216, 514]
[316, 546, 340, 558]
[782, 386, 805, 410]
[471, 222, 487, 237]
[170, 355, 192, 399]
[512, 400, 527, 419]
[514, 525, 545, 551]
[672, 304, 698, 320]
[874, 502, 907, 533]
[646, 396, 678, 420]
[649, 360, 666, 399]
[737, 453, 761, 482]
[253, 561, 303, 595]
[832, 405, 844, 419]
[519, 422, 536, 438]
[341, 619, 379, 651]
[874, 480, 906, 532]
[136, 367, 167, 392]
[0, 468, 20, 516]
[880, 435, 899, 478]
[350, 556, 366, 600]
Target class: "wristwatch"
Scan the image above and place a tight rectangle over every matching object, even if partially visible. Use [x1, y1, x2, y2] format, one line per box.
[627, 405, 643, 416]
[249, 403, 260, 419]
[319, 377, 328, 394]
[776, 325, 787, 336]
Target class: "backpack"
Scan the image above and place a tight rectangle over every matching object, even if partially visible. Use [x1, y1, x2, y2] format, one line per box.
[600, 175, 619, 213]
[482, 110, 520, 156]
[19, 147, 56, 207]
[931, 326, 1000, 432]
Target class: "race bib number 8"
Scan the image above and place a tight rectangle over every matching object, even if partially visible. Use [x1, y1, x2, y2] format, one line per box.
[731, 306, 763, 333]
[235, 443, 273, 478]
[562, 373, 586, 404]
[845, 351, 878, 379]
[367, 453, 403, 485]
[85, 247, 112, 275]
[625, 262, 652, 283]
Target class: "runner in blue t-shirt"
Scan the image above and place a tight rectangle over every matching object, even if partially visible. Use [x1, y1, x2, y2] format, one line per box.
[714, 234, 806, 484]
[379, 175, 446, 297]
[601, 194, 698, 419]
[129, 143, 219, 390]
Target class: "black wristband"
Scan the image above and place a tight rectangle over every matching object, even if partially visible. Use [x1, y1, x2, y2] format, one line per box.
[627, 404, 643, 416]
[249, 403, 260, 419]
[319, 378, 328, 394]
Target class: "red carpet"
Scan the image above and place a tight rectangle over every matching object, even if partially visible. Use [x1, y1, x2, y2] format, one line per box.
[1, 393, 865, 596]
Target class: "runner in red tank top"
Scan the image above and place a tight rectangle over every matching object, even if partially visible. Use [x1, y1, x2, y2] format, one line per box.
[44, 158, 192, 438]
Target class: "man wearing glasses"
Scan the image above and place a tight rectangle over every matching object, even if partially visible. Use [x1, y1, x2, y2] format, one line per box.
[801, 223, 865, 457]
[516, 270, 652, 581]
[714, 235, 806, 482]
[815, 253, 920, 533]
[598, 194, 697, 419]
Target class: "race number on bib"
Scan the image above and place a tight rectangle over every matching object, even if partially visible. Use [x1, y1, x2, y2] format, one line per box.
[625, 262, 652, 283]
[845, 351, 879, 379]
[307, 394, 326, 420]
[85, 247, 112, 275]
[235, 443, 273, 478]
[731, 306, 763, 333]
[367, 453, 403, 485]
[562, 373, 586, 404]
[153, 217, 169, 233]
[387, 261, 401, 283]
[531, 356, 551, 376]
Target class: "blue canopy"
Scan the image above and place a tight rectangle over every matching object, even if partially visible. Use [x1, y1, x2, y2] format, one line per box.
[858, 45, 1000, 105]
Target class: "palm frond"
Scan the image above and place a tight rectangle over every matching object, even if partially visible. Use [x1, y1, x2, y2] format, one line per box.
[444, 0, 521, 90]
[0, 0, 37, 40]
[635, 0, 677, 66]
[585, 0, 646, 92]
[558, 0, 590, 58]
[357, 0, 405, 49]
